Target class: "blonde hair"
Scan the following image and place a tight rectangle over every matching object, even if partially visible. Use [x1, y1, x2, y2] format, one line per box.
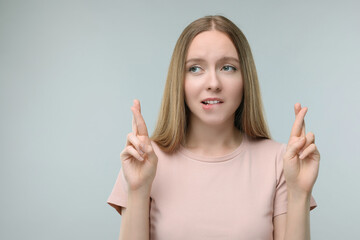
[151, 15, 271, 153]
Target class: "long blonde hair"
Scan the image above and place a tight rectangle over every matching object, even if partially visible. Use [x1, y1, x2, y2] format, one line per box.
[151, 15, 271, 153]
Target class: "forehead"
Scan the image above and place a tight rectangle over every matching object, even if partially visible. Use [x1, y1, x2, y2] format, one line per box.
[186, 30, 238, 59]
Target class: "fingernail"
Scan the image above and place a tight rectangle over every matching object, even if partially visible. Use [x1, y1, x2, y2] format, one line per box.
[138, 156, 144, 161]
[140, 144, 145, 154]
[299, 153, 305, 159]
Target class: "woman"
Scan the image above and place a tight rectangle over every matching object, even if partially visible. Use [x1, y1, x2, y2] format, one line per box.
[107, 15, 320, 240]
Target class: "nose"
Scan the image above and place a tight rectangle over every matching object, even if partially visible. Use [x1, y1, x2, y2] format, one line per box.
[206, 70, 222, 92]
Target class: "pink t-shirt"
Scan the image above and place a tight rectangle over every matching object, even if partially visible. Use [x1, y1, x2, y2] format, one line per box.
[107, 134, 317, 239]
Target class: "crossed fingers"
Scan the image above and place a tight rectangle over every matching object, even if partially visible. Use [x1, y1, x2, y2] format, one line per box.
[292, 103, 315, 159]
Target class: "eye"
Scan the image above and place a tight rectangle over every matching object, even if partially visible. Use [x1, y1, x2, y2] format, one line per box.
[188, 66, 202, 73]
[222, 65, 237, 72]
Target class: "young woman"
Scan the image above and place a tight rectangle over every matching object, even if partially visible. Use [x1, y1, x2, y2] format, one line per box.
[107, 15, 320, 240]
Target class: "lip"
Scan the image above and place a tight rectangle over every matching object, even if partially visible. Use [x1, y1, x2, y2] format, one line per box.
[201, 97, 224, 103]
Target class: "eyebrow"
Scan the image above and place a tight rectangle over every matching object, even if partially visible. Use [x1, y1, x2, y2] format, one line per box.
[185, 56, 240, 64]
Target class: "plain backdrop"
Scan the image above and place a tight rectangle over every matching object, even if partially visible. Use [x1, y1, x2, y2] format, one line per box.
[1, 0, 359, 239]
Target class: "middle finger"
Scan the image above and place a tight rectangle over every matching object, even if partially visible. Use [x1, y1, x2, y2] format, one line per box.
[131, 105, 149, 137]
[132, 100, 138, 135]
[294, 103, 306, 138]
[290, 105, 307, 138]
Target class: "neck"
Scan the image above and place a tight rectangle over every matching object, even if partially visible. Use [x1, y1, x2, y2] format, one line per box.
[184, 117, 243, 157]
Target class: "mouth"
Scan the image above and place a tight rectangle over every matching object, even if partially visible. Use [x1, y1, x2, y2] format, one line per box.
[201, 100, 222, 105]
[201, 98, 224, 105]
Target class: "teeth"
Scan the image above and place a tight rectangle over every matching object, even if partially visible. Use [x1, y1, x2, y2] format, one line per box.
[203, 100, 221, 104]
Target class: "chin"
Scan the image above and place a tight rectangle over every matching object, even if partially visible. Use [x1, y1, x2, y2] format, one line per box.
[202, 118, 232, 127]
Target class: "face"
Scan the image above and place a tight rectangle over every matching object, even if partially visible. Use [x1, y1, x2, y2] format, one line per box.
[184, 30, 243, 127]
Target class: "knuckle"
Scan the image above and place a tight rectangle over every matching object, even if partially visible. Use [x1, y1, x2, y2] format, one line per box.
[120, 149, 126, 158]
[127, 132, 134, 139]
[126, 145, 133, 152]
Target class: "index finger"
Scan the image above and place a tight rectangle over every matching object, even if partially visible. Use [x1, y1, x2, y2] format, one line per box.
[132, 114, 137, 135]
[131, 100, 138, 134]
[290, 105, 308, 138]
[294, 103, 306, 138]
[131, 101, 149, 137]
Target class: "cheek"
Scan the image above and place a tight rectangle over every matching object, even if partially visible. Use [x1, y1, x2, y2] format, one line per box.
[184, 80, 193, 106]
[184, 81, 189, 100]
[184, 79, 199, 101]
[229, 81, 244, 102]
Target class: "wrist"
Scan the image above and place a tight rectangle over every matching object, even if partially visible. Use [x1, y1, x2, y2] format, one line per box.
[128, 187, 152, 199]
[287, 189, 311, 202]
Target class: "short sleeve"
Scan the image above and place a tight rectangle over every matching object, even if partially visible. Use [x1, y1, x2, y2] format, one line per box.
[273, 143, 317, 217]
[107, 167, 129, 215]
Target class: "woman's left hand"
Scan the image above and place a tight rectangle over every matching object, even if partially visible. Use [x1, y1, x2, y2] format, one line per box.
[283, 103, 320, 196]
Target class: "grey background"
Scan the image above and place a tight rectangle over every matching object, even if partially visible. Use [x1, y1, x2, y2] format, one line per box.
[1, 0, 359, 239]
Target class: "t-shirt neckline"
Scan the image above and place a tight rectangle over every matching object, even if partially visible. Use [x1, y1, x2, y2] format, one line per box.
[178, 133, 248, 163]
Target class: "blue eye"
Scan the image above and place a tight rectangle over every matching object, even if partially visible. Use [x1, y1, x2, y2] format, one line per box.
[189, 66, 201, 73]
[222, 65, 237, 71]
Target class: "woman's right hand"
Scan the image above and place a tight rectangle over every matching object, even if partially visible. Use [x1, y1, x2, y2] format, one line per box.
[120, 99, 158, 196]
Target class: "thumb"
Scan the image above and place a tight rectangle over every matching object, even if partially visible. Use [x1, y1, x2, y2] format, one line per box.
[285, 137, 306, 159]
[144, 143, 158, 162]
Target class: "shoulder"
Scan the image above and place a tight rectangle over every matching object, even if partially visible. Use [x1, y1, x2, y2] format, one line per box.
[246, 135, 286, 155]
[150, 140, 175, 158]
[150, 140, 163, 155]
